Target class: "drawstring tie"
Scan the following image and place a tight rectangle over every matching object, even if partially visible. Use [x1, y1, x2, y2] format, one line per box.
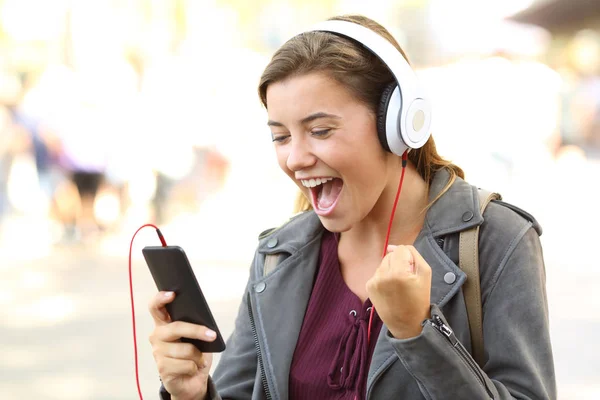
[327, 309, 370, 393]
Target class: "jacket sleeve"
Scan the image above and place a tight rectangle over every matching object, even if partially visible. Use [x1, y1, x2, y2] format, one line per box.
[387, 226, 556, 399]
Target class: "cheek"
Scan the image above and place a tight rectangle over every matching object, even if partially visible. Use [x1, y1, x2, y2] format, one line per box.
[340, 144, 389, 203]
[341, 141, 388, 181]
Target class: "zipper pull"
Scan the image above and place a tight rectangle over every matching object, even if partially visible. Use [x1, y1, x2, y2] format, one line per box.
[429, 315, 495, 399]
[429, 314, 458, 346]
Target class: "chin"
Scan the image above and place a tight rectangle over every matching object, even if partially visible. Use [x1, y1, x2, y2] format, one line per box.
[316, 214, 353, 233]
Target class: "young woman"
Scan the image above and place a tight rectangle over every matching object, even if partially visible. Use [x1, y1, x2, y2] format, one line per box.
[149, 15, 556, 400]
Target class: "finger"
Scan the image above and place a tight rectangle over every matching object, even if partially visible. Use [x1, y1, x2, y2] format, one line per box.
[156, 321, 218, 343]
[386, 245, 398, 255]
[149, 291, 176, 325]
[390, 246, 415, 274]
[381, 251, 394, 272]
[405, 246, 429, 276]
[160, 342, 205, 365]
[157, 357, 199, 378]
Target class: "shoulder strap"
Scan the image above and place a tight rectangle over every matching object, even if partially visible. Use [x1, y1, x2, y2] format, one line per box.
[459, 189, 501, 367]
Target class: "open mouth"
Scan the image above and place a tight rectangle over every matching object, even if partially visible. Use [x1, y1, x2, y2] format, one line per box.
[300, 177, 344, 215]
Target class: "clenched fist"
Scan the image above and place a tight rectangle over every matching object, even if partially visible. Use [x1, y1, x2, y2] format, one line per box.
[366, 245, 432, 339]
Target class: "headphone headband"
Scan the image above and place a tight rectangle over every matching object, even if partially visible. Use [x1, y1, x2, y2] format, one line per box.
[303, 20, 432, 154]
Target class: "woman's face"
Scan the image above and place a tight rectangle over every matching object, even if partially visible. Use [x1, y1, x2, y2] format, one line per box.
[266, 72, 397, 232]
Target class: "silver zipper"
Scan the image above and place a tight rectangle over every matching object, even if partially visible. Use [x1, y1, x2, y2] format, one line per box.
[248, 292, 272, 400]
[429, 315, 494, 399]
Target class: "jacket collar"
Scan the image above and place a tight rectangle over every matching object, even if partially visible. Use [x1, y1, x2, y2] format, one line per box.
[251, 168, 482, 399]
[424, 168, 483, 237]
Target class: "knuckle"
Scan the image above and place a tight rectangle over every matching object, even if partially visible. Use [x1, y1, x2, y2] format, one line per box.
[370, 278, 384, 292]
[180, 343, 195, 359]
[154, 324, 166, 339]
[156, 359, 166, 375]
[149, 328, 163, 344]
[169, 321, 183, 334]
[152, 346, 162, 360]
[187, 360, 198, 374]
[392, 247, 408, 260]
[149, 292, 162, 309]
[196, 351, 207, 367]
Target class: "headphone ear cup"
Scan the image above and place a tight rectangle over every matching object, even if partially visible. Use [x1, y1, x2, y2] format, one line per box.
[376, 82, 398, 153]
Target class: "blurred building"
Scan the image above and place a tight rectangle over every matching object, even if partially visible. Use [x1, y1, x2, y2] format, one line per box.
[509, 0, 600, 34]
[509, 0, 600, 157]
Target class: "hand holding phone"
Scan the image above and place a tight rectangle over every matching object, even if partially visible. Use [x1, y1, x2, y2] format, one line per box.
[143, 246, 226, 353]
[145, 245, 226, 399]
[148, 290, 214, 400]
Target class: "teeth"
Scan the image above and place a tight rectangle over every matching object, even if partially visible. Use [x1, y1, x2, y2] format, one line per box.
[301, 177, 334, 188]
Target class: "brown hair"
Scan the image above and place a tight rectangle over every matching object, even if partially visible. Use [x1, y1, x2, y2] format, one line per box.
[258, 15, 464, 213]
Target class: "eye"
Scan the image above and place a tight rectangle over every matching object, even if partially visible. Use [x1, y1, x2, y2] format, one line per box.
[272, 134, 290, 143]
[312, 129, 331, 137]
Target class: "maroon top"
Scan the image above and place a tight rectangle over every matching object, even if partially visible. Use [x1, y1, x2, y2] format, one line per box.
[289, 230, 383, 400]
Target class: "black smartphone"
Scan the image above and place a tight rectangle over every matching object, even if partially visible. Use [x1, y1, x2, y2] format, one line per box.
[142, 245, 226, 353]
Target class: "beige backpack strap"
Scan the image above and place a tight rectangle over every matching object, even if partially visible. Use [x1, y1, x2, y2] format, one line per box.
[263, 253, 280, 276]
[459, 189, 501, 367]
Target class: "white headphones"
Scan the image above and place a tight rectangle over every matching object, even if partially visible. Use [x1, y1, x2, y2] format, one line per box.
[303, 20, 432, 156]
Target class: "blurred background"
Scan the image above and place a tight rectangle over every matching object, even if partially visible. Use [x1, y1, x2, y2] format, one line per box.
[0, 0, 598, 398]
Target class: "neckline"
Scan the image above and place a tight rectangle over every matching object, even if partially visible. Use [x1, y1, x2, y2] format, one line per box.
[325, 230, 374, 320]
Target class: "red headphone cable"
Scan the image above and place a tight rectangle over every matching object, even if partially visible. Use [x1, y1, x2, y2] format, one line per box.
[129, 224, 167, 400]
[367, 150, 408, 343]
[361, 151, 408, 400]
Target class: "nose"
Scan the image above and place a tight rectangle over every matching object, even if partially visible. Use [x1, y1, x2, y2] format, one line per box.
[286, 136, 317, 172]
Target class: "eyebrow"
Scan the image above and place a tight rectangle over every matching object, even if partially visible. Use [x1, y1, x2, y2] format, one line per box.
[267, 112, 341, 127]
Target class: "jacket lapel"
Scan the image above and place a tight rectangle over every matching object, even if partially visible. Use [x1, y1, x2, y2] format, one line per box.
[249, 212, 323, 400]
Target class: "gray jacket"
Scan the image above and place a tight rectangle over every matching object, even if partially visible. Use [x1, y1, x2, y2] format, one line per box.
[161, 169, 556, 399]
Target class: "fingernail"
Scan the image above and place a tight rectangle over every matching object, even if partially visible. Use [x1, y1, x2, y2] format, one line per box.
[164, 291, 174, 297]
[205, 329, 217, 338]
